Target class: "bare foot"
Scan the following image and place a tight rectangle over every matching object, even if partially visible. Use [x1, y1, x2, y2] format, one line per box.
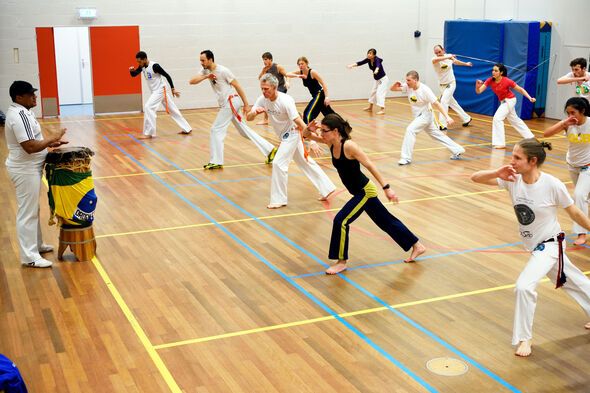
[318, 190, 335, 201]
[267, 204, 286, 209]
[362, 106, 372, 112]
[375, 110, 385, 115]
[515, 340, 532, 357]
[178, 130, 192, 135]
[405, 241, 426, 262]
[584, 322, 590, 329]
[137, 135, 153, 139]
[575, 234, 587, 245]
[326, 262, 347, 275]
[492, 145, 506, 149]
[256, 120, 269, 125]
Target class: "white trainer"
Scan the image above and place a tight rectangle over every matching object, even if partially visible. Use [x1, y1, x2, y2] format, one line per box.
[398, 159, 411, 165]
[23, 258, 53, 268]
[450, 152, 463, 160]
[39, 244, 54, 253]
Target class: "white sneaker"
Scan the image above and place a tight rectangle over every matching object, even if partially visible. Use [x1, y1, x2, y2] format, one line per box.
[398, 159, 411, 165]
[23, 258, 53, 268]
[450, 152, 463, 160]
[39, 244, 54, 253]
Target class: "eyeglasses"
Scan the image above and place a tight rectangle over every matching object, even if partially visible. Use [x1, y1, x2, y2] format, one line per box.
[320, 128, 333, 133]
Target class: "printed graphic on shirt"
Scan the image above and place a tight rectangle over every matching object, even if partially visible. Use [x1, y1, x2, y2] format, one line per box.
[410, 96, 418, 102]
[441, 64, 449, 69]
[514, 204, 535, 225]
[569, 133, 590, 144]
[577, 85, 590, 95]
[143, 71, 152, 80]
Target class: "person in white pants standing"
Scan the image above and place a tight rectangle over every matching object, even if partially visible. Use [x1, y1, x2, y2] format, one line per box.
[544, 97, 590, 245]
[347, 49, 389, 115]
[190, 50, 277, 170]
[475, 63, 535, 149]
[432, 45, 472, 130]
[5, 81, 68, 268]
[129, 51, 192, 138]
[247, 73, 336, 209]
[471, 138, 590, 357]
[390, 71, 465, 165]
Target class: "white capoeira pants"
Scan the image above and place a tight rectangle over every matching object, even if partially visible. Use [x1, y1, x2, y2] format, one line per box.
[270, 128, 336, 206]
[437, 81, 471, 127]
[568, 165, 590, 235]
[399, 110, 465, 162]
[513, 240, 590, 345]
[492, 97, 534, 147]
[368, 76, 389, 108]
[7, 168, 45, 264]
[143, 87, 191, 136]
[209, 98, 274, 165]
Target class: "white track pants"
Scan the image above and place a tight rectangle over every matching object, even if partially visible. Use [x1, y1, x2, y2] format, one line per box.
[368, 76, 389, 108]
[8, 169, 45, 264]
[437, 81, 471, 127]
[270, 129, 335, 206]
[399, 110, 465, 162]
[209, 99, 274, 165]
[143, 87, 191, 136]
[568, 165, 590, 235]
[513, 241, 590, 345]
[492, 97, 533, 147]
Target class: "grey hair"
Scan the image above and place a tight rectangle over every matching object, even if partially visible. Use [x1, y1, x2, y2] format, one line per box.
[260, 73, 279, 87]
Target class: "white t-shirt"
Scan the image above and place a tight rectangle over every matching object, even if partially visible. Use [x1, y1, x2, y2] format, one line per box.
[252, 92, 299, 139]
[562, 71, 590, 99]
[565, 117, 590, 167]
[498, 172, 573, 251]
[401, 83, 437, 118]
[200, 64, 237, 107]
[432, 56, 455, 85]
[4, 102, 47, 173]
[142, 61, 165, 92]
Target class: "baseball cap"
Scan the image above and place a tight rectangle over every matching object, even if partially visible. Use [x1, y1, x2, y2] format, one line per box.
[9, 81, 38, 100]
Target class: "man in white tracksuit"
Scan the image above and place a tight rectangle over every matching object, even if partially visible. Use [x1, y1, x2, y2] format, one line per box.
[129, 51, 192, 138]
[391, 71, 465, 165]
[247, 73, 336, 209]
[5, 81, 68, 267]
[190, 50, 277, 170]
[432, 45, 472, 130]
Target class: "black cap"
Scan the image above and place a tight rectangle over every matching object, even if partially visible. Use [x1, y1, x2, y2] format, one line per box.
[9, 81, 38, 101]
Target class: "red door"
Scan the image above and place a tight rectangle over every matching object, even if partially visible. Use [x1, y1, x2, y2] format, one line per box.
[89, 26, 142, 114]
[36, 27, 60, 117]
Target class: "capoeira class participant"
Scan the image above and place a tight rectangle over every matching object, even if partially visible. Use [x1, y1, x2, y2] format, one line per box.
[246, 73, 336, 209]
[5, 81, 68, 268]
[543, 97, 590, 245]
[303, 113, 425, 274]
[471, 138, 590, 357]
[475, 63, 535, 149]
[129, 51, 192, 138]
[557, 57, 590, 99]
[256, 52, 290, 126]
[189, 50, 277, 170]
[431, 44, 473, 130]
[286, 57, 336, 124]
[390, 71, 465, 165]
[347, 48, 389, 115]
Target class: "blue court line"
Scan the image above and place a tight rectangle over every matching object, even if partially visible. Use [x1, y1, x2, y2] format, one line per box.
[103, 134, 438, 393]
[120, 134, 522, 392]
[290, 241, 524, 279]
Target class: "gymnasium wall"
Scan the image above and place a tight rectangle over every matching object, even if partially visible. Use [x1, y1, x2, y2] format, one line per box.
[0, 0, 588, 119]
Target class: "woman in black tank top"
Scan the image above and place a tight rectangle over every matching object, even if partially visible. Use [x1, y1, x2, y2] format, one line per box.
[287, 56, 335, 124]
[303, 114, 424, 274]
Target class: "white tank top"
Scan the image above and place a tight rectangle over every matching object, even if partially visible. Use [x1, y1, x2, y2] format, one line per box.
[566, 117, 590, 167]
[142, 61, 165, 92]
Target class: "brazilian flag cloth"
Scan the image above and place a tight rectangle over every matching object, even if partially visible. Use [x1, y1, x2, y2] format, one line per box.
[46, 165, 97, 226]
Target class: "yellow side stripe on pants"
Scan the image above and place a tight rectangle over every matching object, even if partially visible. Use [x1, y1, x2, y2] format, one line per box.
[338, 182, 378, 260]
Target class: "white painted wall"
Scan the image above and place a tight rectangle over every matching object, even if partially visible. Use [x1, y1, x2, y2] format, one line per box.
[0, 0, 588, 119]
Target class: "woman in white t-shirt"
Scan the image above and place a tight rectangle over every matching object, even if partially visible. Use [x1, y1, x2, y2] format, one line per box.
[544, 97, 590, 245]
[471, 138, 590, 357]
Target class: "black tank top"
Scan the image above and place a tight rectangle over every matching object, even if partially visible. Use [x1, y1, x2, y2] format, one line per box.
[331, 140, 369, 195]
[267, 63, 287, 92]
[302, 69, 322, 96]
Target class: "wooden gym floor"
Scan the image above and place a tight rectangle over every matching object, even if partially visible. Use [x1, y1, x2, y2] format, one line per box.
[1, 97, 589, 392]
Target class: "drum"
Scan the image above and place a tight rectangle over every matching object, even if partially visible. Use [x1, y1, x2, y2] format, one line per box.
[45, 146, 97, 227]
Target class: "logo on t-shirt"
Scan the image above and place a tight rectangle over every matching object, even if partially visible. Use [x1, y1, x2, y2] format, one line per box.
[441, 64, 448, 69]
[576, 85, 590, 95]
[143, 71, 152, 80]
[410, 96, 417, 102]
[514, 204, 535, 225]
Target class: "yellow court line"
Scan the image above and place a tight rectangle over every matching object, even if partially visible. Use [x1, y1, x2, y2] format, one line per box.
[91, 256, 182, 392]
[152, 270, 590, 350]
